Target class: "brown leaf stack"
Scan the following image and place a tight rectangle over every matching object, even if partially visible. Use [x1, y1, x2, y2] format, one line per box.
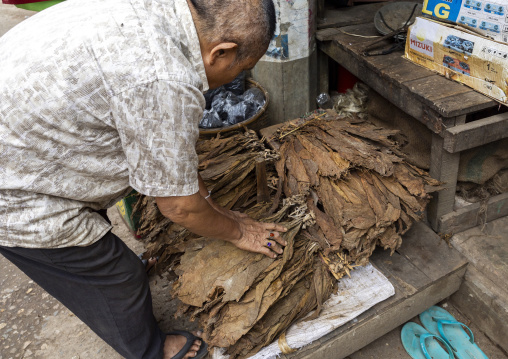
[133, 110, 440, 358]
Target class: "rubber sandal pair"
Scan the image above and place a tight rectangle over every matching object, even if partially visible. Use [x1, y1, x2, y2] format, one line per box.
[167, 330, 208, 359]
[402, 306, 489, 359]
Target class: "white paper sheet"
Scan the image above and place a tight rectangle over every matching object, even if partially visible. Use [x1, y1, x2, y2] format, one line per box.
[212, 263, 395, 359]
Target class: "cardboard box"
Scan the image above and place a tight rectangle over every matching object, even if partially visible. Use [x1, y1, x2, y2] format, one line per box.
[422, 0, 508, 44]
[405, 17, 508, 104]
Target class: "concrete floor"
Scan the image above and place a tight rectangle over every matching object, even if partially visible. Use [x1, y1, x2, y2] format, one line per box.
[1, 4, 507, 359]
[0, 3, 34, 37]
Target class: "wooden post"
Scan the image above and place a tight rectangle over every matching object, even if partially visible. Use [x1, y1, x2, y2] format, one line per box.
[427, 116, 466, 232]
[256, 159, 270, 204]
[318, 50, 329, 95]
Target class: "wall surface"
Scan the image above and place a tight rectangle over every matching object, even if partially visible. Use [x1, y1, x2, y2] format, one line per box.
[252, 0, 318, 124]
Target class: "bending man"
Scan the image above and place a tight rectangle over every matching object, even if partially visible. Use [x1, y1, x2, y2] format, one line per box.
[0, 0, 286, 358]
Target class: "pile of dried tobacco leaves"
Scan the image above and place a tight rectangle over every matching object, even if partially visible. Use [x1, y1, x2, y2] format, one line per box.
[133, 109, 439, 358]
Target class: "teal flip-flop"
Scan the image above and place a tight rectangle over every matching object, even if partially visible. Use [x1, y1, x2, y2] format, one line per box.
[401, 322, 454, 359]
[420, 306, 489, 359]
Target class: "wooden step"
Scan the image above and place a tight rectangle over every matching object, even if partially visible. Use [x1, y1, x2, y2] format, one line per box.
[283, 221, 468, 359]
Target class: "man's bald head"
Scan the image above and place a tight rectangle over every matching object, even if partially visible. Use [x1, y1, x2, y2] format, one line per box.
[189, 0, 276, 62]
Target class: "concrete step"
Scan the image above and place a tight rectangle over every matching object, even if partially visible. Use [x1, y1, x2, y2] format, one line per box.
[449, 216, 508, 353]
[347, 301, 508, 359]
[451, 265, 508, 354]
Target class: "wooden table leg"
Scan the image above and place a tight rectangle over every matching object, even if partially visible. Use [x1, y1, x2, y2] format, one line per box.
[318, 50, 329, 95]
[427, 133, 461, 232]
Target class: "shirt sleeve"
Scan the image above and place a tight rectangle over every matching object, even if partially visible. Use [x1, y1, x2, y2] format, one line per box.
[110, 80, 205, 197]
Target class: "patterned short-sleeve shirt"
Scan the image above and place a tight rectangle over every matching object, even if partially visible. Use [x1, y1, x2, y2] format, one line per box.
[0, 0, 209, 248]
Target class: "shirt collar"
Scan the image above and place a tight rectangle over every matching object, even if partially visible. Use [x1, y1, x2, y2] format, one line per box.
[173, 0, 209, 92]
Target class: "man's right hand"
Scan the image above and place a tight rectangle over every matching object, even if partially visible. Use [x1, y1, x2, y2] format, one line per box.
[233, 218, 287, 258]
[155, 194, 287, 258]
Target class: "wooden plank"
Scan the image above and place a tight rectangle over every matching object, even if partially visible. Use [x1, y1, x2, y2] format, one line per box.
[362, 48, 406, 69]
[430, 90, 496, 118]
[319, 40, 362, 81]
[316, 28, 343, 42]
[284, 222, 467, 359]
[439, 192, 508, 234]
[396, 222, 467, 282]
[329, 22, 383, 49]
[319, 41, 435, 133]
[427, 134, 461, 231]
[318, 50, 329, 94]
[443, 112, 508, 153]
[323, 22, 472, 103]
[320, 39, 470, 132]
[403, 75, 472, 109]
[256, 159, 270, 203]
[317, 24, 496, 120]
[318, 3, 386, 29]
[317, 0, 326, 20]
[287, 271, 466, 359]
[379, 56, 435, 84]
[370, 249, 429, 297]
[259, 122, 285, 150]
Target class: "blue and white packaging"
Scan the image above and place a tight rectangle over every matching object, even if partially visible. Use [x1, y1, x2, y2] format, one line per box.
[405, 17, 508, 104]
[422, 0, 508, 43]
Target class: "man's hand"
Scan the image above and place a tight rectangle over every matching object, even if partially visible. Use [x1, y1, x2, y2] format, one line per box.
[234, 218, 287, 259]
[155, 193, 287, 258]
[208, 203, 287, 258]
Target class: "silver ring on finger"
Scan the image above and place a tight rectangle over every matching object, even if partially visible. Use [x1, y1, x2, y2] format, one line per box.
[268, 231, 275, 239]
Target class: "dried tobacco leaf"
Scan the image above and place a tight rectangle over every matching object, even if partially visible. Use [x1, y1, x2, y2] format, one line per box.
[133, 111, 440, 359]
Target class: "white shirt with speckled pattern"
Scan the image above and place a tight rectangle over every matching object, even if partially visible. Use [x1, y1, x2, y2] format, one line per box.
[0, 0, 209, 248]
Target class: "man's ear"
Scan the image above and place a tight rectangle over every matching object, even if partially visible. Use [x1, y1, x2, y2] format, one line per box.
[209, 42, 238, 66]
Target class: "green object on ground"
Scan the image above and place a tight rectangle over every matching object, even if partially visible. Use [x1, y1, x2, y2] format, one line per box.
[115, 190, 141, 238]
[15, 0, 65, 11]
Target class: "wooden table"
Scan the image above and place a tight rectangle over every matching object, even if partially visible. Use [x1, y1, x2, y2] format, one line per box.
[316, 3, 508, 234]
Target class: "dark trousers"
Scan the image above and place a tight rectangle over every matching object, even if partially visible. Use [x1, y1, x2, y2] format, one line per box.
[0, 231, 166, 359]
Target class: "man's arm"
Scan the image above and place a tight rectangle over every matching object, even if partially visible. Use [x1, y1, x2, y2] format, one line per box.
[156, 193, 242, 242]
[156, 178, 287, 258]
[196, 173, 249, 220]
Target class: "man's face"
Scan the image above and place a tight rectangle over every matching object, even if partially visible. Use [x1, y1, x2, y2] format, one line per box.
[205, 54, 262, 89]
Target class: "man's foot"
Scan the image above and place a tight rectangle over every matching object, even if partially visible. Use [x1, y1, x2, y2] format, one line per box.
[145, 256, 157, 273]
[138, 254, 158, 274]
[163, 331, 203, 359]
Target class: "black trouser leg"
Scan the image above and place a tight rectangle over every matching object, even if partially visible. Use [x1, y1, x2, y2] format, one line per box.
[0, 231, 166, 359]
